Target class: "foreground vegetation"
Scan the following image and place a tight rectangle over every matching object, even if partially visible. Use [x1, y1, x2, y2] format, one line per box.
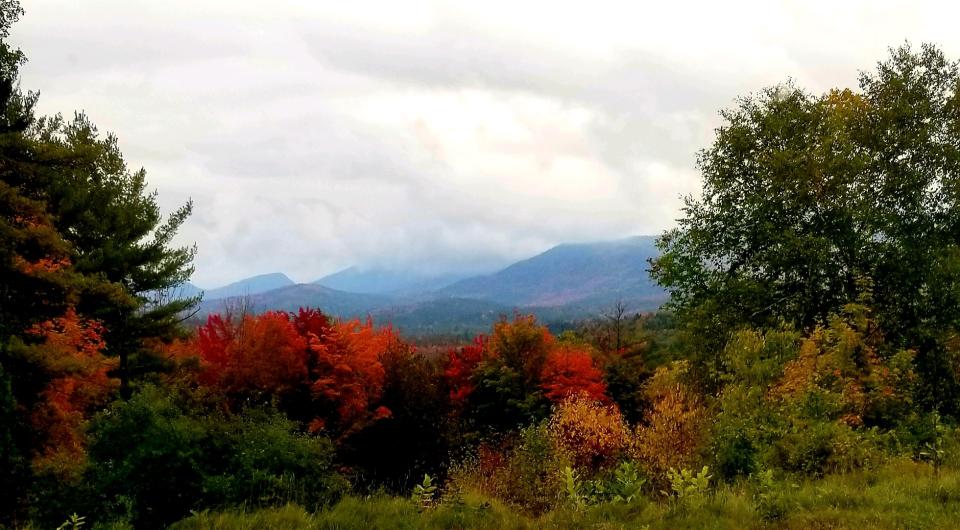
[173, 459, 960, 529]
[6, 0, 960, 527]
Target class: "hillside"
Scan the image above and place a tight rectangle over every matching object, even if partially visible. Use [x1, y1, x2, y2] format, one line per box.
[201, 272, 295, 300]
[198, 283, 392, 317]
[314, 267, 473, 295]
[436, 236, 665, 310]
[189, 236, 667, 330]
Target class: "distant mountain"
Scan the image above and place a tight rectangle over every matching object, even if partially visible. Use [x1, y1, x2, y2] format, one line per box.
[190, 236, 668, 334]
[314, 267, 472, 295]
[173, 282, 203, 299]
[197, 283, 392, 318]
[436, 236, 666, 310]
[202, 272, 295, 301]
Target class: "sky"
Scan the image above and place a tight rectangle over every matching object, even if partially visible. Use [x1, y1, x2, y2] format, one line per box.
[11, 1, 960, 287]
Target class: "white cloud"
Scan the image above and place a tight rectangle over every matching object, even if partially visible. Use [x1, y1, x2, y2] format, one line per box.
[12, 0, 960, 286]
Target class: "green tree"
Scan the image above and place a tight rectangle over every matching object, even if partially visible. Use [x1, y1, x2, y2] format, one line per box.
[0, 2, 199, 397]
[18, 113, 199, 397]
[651, 43, 960, 408]
[0, 1, 196, 520]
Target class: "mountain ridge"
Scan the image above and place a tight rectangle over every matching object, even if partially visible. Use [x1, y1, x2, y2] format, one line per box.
[188, 236, 667, 332]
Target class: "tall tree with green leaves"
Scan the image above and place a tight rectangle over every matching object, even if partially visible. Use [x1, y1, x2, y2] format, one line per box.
[651, 43, 960, 410]
[21, 113, 200, 397]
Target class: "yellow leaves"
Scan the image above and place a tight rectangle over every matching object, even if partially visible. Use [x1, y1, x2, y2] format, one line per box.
[631, 383, 708, 477]
[546, 395, 630, 472]
[771, 311, 916, 427]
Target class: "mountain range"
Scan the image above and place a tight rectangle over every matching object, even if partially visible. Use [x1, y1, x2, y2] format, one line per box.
[186, 236, 667, 335]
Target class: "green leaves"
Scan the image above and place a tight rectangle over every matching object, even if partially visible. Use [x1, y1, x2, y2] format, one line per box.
[651, 43, 960, 406]
[664, 466, 712, 500]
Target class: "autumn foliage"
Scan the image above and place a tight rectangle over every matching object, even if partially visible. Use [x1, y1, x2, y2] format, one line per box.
[630, 362, 708, 476]
[546, 395, 629, 471]
[192, 309, 402, 436]
[308, 318, 394, 432]
[26, 308, 117, 476]
[445, 315, 612, 409]
[445, 335, 487, 405]
[540, 345, 608, 404]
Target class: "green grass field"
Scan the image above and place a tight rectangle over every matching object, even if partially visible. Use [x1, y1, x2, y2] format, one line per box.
[166, 459, 960, 530]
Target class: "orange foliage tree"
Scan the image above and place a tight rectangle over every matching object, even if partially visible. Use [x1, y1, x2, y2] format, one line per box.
[540, 345, 608, 404]
[196, 311, 308, 396]
[546, 395, 629, 472]
[26, 308, 117, 476]
[445, 335, 487, 405]
[308, 318, 394, 433]
[193, 308, 401, 436]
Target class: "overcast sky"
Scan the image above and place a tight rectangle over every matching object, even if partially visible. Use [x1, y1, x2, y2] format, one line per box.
[12, 1, 960, 286]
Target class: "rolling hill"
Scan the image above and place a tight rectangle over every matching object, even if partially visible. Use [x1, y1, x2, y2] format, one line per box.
[314, 267, 474, 295]
[435, 236, 665, 310]
[197, 283, 392, 317]
[188, 236, 668, 332]
[201, 272, 295, 300]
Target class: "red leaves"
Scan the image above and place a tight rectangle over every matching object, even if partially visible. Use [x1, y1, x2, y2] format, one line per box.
[194, 309, 399, 435]
[293, 307, 331, 339]
[196, 314, 234, 385]
[197, 311, 308, 394]
[443, 314, 612, 407]
[26, 308, 116, 476]
[231, 312, 309, 394]
[445, 335, 486, 404]
[540, 345, 608, 404]
[310, 319, 392, 430]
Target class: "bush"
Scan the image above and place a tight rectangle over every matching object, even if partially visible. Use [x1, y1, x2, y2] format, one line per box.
[631, 363, 708, 479]
[83, 385, 346, 529]
[451, 424, 563, 515]
[546, 395, 630, 473]
[770, 420, 880, 477]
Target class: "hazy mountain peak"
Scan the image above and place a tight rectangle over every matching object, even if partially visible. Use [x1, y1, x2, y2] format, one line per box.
[202, 272, 296, 301]
[314, 266, 478, 295]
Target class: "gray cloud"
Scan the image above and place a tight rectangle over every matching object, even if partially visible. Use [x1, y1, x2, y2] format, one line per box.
[12, 1, 960, 286]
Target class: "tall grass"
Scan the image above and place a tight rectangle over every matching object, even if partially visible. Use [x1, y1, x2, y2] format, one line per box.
[170, 459, 960, 530]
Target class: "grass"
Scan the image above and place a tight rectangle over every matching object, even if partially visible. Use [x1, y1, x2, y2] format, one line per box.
[169, 459, 960, 529]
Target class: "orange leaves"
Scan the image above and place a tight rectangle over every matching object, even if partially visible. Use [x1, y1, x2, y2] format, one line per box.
[771, 312, 917, 426]
[231, 312, 309, 394]
[194, 309, 401, 435]
[27, 307, 108, 372]
[310, 318, 394, 430]
[13, 255, 70, 275]
[26, 308, 116, 476]
[547, 395, 629, 471]
[442, 314, 614, 426]
[540, 345, 608, 404]
[444, 314, 613, 410]
[197, 311, 308, 394]
[445, 336, 486, 404]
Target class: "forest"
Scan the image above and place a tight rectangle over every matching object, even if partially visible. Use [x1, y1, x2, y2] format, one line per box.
[5, 1, 960, 528]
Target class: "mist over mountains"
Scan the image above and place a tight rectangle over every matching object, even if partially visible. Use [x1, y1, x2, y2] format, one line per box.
[187, 236, 666, 334]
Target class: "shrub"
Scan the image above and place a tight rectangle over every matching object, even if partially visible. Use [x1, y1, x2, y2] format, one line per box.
[770, 419, 880, 477]
[546, 395, 630, 473]
[84, 386, 346, 529]
[631, 364, 708, 478]
[450, 424, 563, 515]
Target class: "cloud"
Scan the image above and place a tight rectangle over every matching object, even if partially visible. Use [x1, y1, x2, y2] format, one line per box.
[12, 0, 960, 286]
